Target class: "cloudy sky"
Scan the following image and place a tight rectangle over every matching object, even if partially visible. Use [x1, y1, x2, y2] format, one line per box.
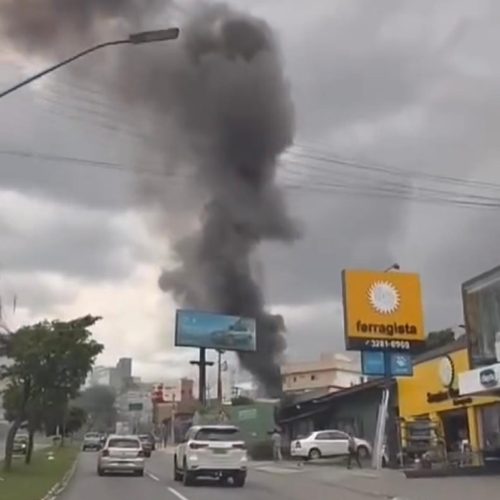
[2, 0, 500, 382]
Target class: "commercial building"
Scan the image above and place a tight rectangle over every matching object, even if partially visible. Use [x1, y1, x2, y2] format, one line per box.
[278, 378, 397, 457]
[457, 266, 500, 458]
[281, 353, 365, 395]
[398, 336, 500, 458]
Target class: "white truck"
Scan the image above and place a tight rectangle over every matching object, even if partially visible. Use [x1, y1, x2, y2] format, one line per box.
[115, 421, 131, 435]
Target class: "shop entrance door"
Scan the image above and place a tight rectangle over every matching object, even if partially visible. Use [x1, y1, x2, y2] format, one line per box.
[440, 408, 469, 452]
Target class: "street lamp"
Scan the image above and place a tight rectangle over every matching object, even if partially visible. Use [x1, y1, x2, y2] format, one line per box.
[383, 263, 400, 273]
[0, 27, 180, 100]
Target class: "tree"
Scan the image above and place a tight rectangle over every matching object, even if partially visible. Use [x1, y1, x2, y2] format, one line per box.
[65, 405, 87, 435]
[424, 328, 455, 352]
[1, 315, 103, 471]
[75, 385, 117, 432]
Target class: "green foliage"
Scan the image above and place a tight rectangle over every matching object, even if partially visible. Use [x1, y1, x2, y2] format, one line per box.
[1, 315, 103, 470]
[75, 385, 116, 432]
[424, 328, 455, 351]
[65, 405, 87, 434]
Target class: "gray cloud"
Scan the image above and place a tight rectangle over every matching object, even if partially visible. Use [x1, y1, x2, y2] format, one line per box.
[2, 0, 500, 373]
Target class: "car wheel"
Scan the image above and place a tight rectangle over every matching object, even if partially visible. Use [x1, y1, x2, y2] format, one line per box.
[233, 472, 246, 487]
[308, 448, 321, 460]
[97, 467, 105, 476]
[173, 457, 182, 482]
[357, 445, 370, 459]
[183, 460, 194, 486]
[136, 469, 144, 477]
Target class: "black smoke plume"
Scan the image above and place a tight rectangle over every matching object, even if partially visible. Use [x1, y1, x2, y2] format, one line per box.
[0, 1, 298, 396]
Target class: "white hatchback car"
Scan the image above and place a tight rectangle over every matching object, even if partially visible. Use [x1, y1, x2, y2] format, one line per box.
[290, 430, 372, 460]
[174, 425, 248, 487]
[97, 435, 146, 476]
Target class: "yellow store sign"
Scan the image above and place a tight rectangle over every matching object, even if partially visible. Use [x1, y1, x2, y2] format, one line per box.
[342, 269, 425, 351]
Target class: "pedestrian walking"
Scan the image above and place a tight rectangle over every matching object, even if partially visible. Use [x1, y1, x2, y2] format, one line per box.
[271, 428, 283, 462]
[347, 432, 362, 469]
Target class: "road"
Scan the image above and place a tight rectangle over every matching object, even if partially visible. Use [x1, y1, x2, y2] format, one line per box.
[60, 450, 500, 500]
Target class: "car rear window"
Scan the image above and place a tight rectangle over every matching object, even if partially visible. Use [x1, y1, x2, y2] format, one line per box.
[194, 428, 241, 442]
[85, 433, 100, 438]
[107, 438, 140, 448]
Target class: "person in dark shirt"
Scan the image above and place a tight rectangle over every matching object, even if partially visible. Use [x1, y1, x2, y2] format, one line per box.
[347, 433, 362, 469]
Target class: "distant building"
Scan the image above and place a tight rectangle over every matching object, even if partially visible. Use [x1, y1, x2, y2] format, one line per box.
[281, 353, 365, 395]
[88, 366, 114, 386]
[116, 358, 132, 380]
[231, 381, 258, 400]
[151, 378, 194, 404]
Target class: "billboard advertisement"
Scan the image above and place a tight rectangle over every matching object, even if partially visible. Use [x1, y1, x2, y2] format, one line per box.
[462, 265, 500, 368]
[342, 269, 425, 352]
[175, 309, 257, 352]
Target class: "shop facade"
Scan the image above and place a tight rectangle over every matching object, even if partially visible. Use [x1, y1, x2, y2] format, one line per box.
[399, 337, 499, 459]
[278, 379, 398, 459]
[457, 265, 500, 458]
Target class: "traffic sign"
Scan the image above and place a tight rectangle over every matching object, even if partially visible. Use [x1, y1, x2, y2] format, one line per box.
[361, 351, 413, 377]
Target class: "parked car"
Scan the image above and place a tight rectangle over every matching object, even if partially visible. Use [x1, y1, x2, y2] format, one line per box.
[13, 434, 29, 455]
[290, 430, 372, 460]
[82, 432, 103, 451]
[174, 425, 248, 487]
[97, 435, 145, 476]
[138, 434, 155, 457]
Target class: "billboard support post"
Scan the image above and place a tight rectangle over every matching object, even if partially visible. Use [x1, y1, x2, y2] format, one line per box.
[190, 348, 214, 406]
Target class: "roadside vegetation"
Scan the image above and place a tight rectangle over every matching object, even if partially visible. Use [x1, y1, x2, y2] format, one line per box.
[0, 315, 103, 470]
[0, 445, 79, 500]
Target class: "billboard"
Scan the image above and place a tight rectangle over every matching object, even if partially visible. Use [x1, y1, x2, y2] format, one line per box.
[342, 269, 425, 352]
[175, 309, 257, 352]
[462, 265, 500, 368]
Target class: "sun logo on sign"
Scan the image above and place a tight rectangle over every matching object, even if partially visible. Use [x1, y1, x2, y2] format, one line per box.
[368, 281, 400, 314]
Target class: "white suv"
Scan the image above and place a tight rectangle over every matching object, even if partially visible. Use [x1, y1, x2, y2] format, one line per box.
[174, 425, 248, 487]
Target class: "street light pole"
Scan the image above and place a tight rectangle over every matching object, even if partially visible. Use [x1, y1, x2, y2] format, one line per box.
[383, 263, 400, 273]
[0, 28, 180, 100]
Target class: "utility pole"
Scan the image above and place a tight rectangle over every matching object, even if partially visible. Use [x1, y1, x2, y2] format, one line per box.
[217, 350, 224, 405]
[190, 348, 214, 406]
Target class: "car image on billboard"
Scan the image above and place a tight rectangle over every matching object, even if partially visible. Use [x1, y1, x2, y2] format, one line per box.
[175, 310, 257, 352]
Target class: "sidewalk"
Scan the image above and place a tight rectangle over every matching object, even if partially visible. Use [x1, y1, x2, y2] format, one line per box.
[303, 464, 500, 500]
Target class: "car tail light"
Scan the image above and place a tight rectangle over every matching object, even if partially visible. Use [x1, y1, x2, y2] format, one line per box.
[189, 442, 208, 450]
[295, 441, 301, 448]
[232, 443, 246, 450]
[101, 449, 109, 457]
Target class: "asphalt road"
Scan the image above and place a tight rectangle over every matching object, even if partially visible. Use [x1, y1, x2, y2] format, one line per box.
[60, 450, 500, 500]
[60, 451, 374, 500]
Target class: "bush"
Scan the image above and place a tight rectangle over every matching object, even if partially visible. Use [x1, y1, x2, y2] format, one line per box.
[247, 440, 273, 460]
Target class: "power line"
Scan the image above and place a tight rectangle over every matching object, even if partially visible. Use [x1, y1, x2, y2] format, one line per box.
[2, 148, 500, 211]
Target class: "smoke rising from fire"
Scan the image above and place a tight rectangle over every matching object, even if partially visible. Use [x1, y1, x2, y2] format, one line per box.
[0, 1, 298, 395]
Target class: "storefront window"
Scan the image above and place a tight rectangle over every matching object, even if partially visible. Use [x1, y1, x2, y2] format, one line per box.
[479, 403, 500, 451]
[463, 268, 500, 368]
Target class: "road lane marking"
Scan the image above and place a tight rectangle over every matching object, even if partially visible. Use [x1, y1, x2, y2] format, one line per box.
[167, 486, 191, 500]
[147, 472, 160, 481]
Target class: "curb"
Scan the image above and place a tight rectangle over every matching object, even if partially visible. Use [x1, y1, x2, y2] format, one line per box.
[41, 457, 78, 500]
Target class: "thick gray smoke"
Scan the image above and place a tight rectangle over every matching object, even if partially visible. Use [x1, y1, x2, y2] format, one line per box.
[0, 1, 297, 396]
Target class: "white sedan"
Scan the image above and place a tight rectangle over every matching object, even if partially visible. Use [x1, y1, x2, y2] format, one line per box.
[290, 430, 372, 460]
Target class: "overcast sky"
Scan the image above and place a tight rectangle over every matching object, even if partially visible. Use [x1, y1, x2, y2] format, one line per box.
[2, 0, 500, 382]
